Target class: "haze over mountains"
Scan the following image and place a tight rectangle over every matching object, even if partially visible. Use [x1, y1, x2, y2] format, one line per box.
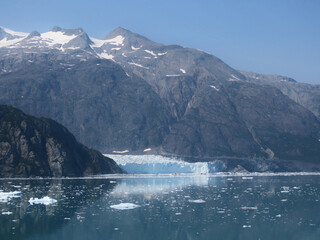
[0, 26, 320, 164]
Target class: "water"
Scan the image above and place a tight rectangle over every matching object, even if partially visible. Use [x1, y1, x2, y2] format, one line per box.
[1, 175, 320, 240]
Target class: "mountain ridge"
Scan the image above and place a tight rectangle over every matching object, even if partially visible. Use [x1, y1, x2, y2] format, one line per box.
[0, 25, 319, 166]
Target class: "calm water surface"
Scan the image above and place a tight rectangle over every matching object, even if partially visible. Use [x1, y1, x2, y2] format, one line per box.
[1, 175, 320, 240]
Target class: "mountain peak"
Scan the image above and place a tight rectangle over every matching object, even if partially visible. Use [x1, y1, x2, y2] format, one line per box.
[51, 26, 62, 32]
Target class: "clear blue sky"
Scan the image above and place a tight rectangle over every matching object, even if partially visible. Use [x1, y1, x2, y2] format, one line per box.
[1, 0, 320, 84]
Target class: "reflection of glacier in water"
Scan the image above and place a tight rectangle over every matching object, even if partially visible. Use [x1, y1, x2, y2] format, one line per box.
[105, 154, 224, 174]
[111, 176, 209, 196]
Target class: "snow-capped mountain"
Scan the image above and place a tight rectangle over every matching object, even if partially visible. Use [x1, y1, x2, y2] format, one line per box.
[0, 26, 320, 166]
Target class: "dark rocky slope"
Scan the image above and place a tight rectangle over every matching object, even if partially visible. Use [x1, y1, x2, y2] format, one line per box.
[0, 105, 123, 177]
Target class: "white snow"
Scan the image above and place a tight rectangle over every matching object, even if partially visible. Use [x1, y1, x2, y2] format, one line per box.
[157, 52, 167, 56]
[111, 47, 121, 50]
[128, 62, 149, 69]
[0, 37, 26, 48]
[180, 68, 186, 74]
[112, 150, 129, 154]
[210, 85, 219, 91]
[131, 46, 141, 51]
[0, 26, 28, 37]
[97, 52, 114, 60]
[90, 35, 125, 48]
[188, 199, 206, 203]
[143, 148, 152, 152]
[28, 196, 57, 205]
[229, 74, 241, 82]
[144, 49, 157, 57]
[166, 74, 181, 77]
[110, 203, 140, 210]
[40, 31, 77, 46]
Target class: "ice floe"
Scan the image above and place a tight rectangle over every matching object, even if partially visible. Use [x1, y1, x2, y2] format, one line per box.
[188, 199, 206, 203]
[28, 196, 57, 205]
[110, 203, 140, 210]
[0, 191, 22, 202]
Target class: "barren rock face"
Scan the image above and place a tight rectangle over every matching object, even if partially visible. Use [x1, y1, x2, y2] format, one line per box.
[0, 105, 124, 177]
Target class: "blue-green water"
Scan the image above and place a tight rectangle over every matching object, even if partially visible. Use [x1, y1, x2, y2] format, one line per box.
[1, 175, 320, 240]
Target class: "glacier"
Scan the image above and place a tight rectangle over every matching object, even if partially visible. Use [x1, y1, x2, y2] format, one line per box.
[104, 154, 225, 174]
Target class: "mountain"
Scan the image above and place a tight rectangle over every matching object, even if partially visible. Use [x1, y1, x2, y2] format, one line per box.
[0, 26, 319, 164]
[0, 104, 123, 177]
[241, 71, 320, 118]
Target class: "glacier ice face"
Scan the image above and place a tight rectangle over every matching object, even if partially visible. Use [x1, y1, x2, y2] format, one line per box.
[104, 154, 225, 174]
[105, 154, 210, 174]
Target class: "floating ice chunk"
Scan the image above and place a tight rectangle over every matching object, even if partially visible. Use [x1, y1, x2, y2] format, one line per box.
[242, 176, 253, 180]
[276, 214, 281, 218]
[175, 212, 182, 215]
[180, 68, 186, 74]
[188, 199, 206, 203]
[143, 148, 152, 152]
[28, 196, 57, 205]
[281, 186, 290, 193]
[0, 191, 22, 202]
[110, 203, 140, 210]
[243, 225, 251, 228]
[0, 191, 21, 197]
[2, 211, 13, 215]
[240, 206, 257, 210]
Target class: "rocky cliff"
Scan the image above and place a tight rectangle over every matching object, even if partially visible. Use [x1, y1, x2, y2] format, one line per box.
[0, 105, 123, 177]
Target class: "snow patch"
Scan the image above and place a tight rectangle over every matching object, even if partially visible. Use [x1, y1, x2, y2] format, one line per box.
[111, 47, 121, 50]
[28, 196, 57, 205]
[180, 68, 186, 74]
[210, 85, 219, 91]
[144, 49, 157, 57]
[131, 46, 141, 51]
[143, 148, 152, 152]
[97, 52, 114, 60]
[91, 35, 125, 48]
[166, 74, 181, 77]
[158, 52, 167, 56]
[110, 203, 140, 210]
[0, 26, 28, 37]
[229, 74, 241, 82]
[40, 31, 77, 46]
[128, 62, 149, 69]
[112, 150, 129, 154]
